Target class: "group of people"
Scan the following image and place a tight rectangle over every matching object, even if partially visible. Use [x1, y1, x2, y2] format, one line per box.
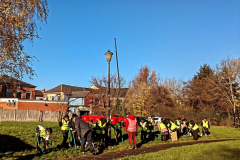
[156, 117, 210, 142]
[34, 113, 210, 155]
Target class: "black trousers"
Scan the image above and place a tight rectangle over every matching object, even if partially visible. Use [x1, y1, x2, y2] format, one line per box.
[141, 131, 147, 142]
[61, 130, 69, 147]
[177, 129, 181, 139]
[148, 126, 154, 141]
[81, 131, 94, 153]
[202, 127, 209, 134]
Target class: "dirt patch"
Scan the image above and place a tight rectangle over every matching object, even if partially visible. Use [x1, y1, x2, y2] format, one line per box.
[60, 139, 239, 160]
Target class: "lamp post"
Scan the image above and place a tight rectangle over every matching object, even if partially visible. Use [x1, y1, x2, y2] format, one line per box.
[105, 50, 113, 146]
[105, 50, 113, 121]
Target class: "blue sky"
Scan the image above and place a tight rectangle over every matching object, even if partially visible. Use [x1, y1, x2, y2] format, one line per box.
[23, 0, 240, 90]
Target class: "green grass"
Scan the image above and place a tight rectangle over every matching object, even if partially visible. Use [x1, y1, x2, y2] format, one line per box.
[118, 140, 240, 160]
[0, 122, 239, 160]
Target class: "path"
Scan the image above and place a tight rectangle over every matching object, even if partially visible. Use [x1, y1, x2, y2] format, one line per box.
[59, 138, 239, 160]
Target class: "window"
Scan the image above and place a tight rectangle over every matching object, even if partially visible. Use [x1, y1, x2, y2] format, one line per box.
[17, 91, 22, 99]
[26, 91, 32, 99]
[6, 89, 13, 98]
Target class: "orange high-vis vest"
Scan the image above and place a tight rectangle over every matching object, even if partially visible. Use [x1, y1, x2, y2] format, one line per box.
[127, 118, 137, 132]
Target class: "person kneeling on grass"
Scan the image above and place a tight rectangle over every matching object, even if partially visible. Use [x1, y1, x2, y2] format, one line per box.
[168, 120, 178, 141]
[72, 114, 95, 155]
[157, 119, 168, 141]
[189, 120, 200, 140]
[35, 125, 52, 154]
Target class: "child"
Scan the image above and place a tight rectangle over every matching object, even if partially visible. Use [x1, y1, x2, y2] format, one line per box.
[35, 125, 52, 154]
[200, 117, 210, 137]
[139, 118, 147, 143]
[59, 114, 70, 148]
[190, 120, 200, 140]
[157, 119, 168, 141]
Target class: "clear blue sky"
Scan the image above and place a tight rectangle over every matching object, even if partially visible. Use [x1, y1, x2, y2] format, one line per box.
[23, 0, 240, 91]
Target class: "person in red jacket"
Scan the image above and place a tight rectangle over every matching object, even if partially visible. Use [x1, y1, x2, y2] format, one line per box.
[125, 115, 138, 149]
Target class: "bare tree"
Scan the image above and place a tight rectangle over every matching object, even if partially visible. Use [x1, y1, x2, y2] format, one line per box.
[0, 0, 49, 80]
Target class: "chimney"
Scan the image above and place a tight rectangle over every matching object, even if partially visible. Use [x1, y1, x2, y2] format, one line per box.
[42, 87, 45, 93]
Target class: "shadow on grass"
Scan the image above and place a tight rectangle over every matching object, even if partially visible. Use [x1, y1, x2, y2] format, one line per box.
[0, 134, 35, 159]
[217, 146, 240, 159]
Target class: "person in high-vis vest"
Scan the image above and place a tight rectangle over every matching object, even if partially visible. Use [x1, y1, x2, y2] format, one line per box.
[140, 118, 147, 143]
[35, 125, 52, 154]
[59, 114, 70, 148]
[190, 120, 200, 140]
[96, 118, 107, 148]
[186, 121, 193, 137]
[148, 115, 155, 141]
[125, 114, 138, 149]
[168, 120, 178, 141]
[157, 119, 168, 141]
[89, 119, 97, 142]
[113, 122, 122, 143]
[200, 117, 210, 137]
[175, 118, 181, 139]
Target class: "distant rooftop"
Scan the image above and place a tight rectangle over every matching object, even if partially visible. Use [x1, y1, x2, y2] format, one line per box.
[45, 84, 88, 94]
[0, 75, 36, 88]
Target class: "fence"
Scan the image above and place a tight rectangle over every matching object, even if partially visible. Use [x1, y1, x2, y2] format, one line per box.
[0, 108, 60, 122]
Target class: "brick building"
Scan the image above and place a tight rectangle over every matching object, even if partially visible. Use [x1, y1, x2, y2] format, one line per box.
[0, 76, 68, 112]
[0, 75, 36, 99]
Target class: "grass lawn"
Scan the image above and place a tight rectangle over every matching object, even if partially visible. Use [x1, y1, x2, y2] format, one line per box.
[119, 140, 240, 160]
[0, 121, 239, 160]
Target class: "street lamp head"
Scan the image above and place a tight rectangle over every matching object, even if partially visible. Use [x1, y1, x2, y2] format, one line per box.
[105, 50, 113, 62]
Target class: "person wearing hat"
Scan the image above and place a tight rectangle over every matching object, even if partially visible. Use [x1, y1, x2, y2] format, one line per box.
[35, 125, 52, 154]
[139, 118, 147, 143]
[200, 117, 210, 137]
[58, 114, 70, 148]
[125, 114, 138, 149]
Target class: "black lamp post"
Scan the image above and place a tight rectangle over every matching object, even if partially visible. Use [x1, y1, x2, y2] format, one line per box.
[105, 50, 113, 146]
[105, 50, 113, 121]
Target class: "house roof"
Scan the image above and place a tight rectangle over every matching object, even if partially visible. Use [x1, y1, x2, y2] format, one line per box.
[0, 75, 36, 88]
[70, 91, 90, 98]
[45, 84, 88, 94]
[35, 90, 43, 97]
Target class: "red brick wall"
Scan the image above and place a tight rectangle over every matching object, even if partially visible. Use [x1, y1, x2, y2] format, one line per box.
[0, 85, 6, 98]
[21, 87, 35, 99]
[0, 102, 17, 109]
[18, 101, 68, 111]
[85, 92, 94, 106]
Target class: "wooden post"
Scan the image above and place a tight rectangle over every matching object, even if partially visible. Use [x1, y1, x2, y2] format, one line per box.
[50, 110, 52, 121]
[27, 110, 29, 121]
[14, 109, 16, 121]
[39, 110, 40, 121]
[0, 107, 3, 122]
